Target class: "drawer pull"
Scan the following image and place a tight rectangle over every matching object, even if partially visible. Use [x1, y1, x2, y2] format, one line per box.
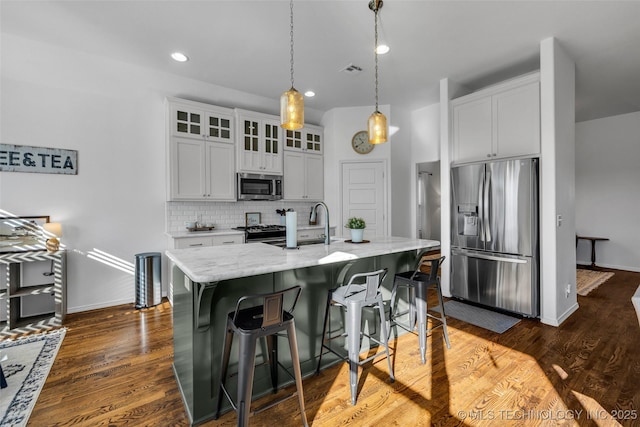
[189, 243, 204, 247]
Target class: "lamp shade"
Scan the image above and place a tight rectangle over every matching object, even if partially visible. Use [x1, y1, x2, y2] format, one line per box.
[43, 222, 62, 237]
[280, 87, 304, 130]
[368, 110, 388, 144]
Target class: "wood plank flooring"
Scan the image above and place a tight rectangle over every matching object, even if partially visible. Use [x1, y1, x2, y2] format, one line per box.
[11, 268, 640, 426]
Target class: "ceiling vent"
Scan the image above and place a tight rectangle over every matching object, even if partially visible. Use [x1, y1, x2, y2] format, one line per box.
[340, 64, 363, 74]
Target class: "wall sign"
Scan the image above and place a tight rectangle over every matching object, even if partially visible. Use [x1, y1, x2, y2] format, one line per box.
[0, 144, 78, 175]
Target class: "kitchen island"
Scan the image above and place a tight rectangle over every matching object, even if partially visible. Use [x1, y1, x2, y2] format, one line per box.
[166, 236, 439, 425]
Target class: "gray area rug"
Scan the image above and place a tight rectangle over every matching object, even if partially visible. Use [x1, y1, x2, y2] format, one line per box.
[0, 328, 66, 426]
[433, 300, 521, 333]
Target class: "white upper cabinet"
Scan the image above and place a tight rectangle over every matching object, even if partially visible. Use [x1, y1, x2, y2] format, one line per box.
[169, 137, 235, 201]
[284, 124, 323, 155]
[283, 124, 324, 200]
[452, 72, 540, 164]
[284, 151, 323, 201]
[235, 109, 283, 175]
[493, 81, 541, 158]
[169, 98, 234, 144]
[303, 125, 323, 155]
[166, 98, 236, 201]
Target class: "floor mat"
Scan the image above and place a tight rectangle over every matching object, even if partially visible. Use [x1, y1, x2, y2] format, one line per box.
[576, 269, 614, 296]
[433, 300, 521, 333]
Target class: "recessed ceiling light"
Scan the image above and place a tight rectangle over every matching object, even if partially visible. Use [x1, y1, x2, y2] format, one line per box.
[304, 91, 315, 97]
[376, 44, 390, 55]
[171, 52, 189, 62]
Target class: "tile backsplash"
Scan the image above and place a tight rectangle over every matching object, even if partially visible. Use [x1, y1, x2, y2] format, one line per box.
[166, 201, 321, 232]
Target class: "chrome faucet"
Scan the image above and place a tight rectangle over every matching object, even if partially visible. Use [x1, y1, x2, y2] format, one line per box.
[311, 202, 330, 245]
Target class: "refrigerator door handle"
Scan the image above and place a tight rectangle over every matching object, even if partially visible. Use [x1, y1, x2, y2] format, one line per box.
[483, 170, 492, 242]
[479, 169, 485, 242]
[461, 251, 527, 264]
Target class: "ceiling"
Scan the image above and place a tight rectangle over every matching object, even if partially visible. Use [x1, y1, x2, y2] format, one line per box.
[2, 0, 640, 122]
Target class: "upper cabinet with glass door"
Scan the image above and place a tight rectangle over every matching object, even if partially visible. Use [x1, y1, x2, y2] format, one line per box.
[235, 109, 283, 175]
[284, 124, 323, 155]
[168, 97, 234, 144]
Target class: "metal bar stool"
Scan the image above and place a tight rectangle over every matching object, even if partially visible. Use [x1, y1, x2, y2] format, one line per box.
[215, 285, 308, 427]
[389, 253, 450, 364]
[316, 268, 394, 405]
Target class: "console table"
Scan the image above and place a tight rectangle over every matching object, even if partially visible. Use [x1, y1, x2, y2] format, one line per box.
[0, 250, 66, 335]
[576, 235, 609, 269]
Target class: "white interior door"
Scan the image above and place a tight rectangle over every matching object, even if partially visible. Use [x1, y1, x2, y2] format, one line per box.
[341, 161, 387, 237]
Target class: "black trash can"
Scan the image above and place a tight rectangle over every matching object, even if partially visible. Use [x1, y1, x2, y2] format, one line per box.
[135, 252, 162, 309]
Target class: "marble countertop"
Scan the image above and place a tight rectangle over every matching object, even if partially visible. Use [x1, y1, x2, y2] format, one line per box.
[166, 236, 440, 283]
[166, 225, 336, 239]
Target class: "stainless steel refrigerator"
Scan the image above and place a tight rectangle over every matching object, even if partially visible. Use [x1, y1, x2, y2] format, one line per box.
[450, 158, 539, 317]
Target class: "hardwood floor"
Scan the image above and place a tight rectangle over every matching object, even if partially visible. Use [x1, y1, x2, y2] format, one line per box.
[15, 268, 640, 426]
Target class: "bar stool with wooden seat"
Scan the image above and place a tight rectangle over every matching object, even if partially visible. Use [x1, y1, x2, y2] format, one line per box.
[215, 285, 308, 427]
[316, 268, 394, 405]
[389, 253, 450, 364]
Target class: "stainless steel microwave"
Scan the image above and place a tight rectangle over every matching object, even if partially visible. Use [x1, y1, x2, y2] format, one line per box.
[237, 173, 283, 201]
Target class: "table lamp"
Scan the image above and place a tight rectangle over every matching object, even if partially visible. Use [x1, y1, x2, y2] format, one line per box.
[43, 222, 62, 252]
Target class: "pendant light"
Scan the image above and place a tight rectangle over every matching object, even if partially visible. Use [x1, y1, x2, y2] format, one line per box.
[368, 0, 388, 144]
[280, 0, 304, 130]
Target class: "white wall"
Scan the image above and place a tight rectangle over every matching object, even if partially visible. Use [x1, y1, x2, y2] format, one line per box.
[409, 103, 440, 239]
[439, 78, 470, 297]
[390, 105, 412, 238]
[539, 37, 578, 326]
[575, 111, 640, 272]
[0, 34, 323, 313]
[321, 105, 392, 238]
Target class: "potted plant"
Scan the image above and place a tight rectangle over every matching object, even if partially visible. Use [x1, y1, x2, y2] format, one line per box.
[345, 217, 366, 243]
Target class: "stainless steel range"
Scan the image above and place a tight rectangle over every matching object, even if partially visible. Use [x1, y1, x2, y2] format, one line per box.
[233, 225, 286, 244]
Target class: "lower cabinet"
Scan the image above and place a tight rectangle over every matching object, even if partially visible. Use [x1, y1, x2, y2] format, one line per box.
[283, 151, 323, 200]
[296, 227, 335, 242]
[0, 250, 66, 334]
[169, 234, 244, 250]
[167, 233, 243, 305]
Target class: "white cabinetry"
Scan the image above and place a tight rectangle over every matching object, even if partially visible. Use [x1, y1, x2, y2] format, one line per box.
[283, 124, 324, 201]
[284, 151, 323, 201]
[452, 72, 540, 164]
[284, 124, 323, 155]
[169, 138, 235, 200]
[167, 98, 236, 201]
[169, 98, 234, 143]
[296, 227, 335, 242]
[235, 110, 283, 174]
[171, 234, 243, 249]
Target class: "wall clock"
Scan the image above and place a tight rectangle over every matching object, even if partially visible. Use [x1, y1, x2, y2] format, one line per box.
[351, 130, 374, 154]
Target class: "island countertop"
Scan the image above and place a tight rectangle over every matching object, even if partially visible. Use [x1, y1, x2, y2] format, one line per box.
[165, 236, 440, 284]
[169, 235, 440, 425]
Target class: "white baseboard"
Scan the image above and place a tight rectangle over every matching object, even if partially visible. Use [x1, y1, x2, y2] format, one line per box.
[67, 292, 168, 314]
[67, 297, 133, 314]
[577, 261, 640, 272]
[540, 301, 579, 327]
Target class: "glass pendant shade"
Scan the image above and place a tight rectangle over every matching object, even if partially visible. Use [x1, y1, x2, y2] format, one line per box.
[368, 110, 388, 144]
[280, 87, 304, 130]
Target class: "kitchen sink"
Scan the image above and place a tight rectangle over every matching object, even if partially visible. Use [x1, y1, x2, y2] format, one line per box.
[266, 238, 339, 248]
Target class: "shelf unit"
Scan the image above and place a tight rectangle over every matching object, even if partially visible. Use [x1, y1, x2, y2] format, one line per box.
[0, 250, 66, 335]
